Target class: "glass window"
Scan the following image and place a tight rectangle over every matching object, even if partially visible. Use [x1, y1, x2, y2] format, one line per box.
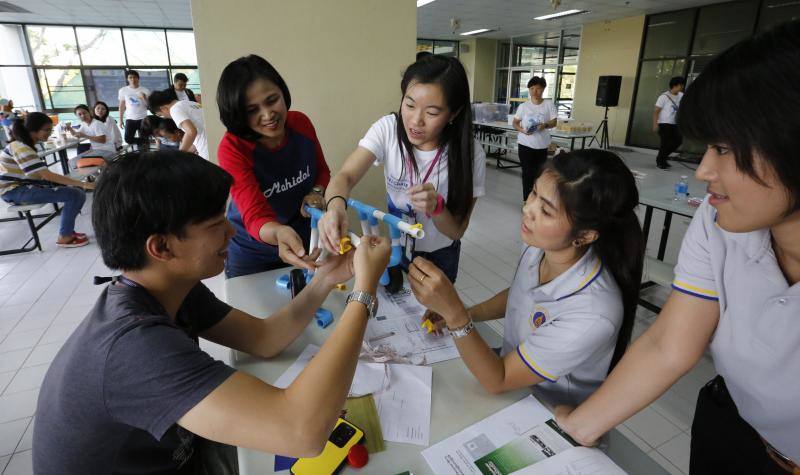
[433, 41, 458, 57]
[692, 1, 758, 56]
[27, 26, 81, 66]
[137, 69, 170, 92]
[642, 10, 694, 59]
[166, 30, 198, 65]
[562, 48, 579, 64]
[37, 69, 87, 109]
[531, 68, 557, 99]
[497, 42, 510, 68]
[123, 29, 169, 65]
[0, 67, 39, 110]
[494, 70, 508, 103]
[557, 65, 577, 100]
[545, 47, 559, 64]
[416, 40, 434, 54]
[510, 71, 533, 100]
[757, 0, 800, 33]
[76, 28, 126, 65]
[0, 25, 30, 65]
[516, 46, 544, 66]
[84, 69, 127, 107]
[171, 68, 201, 95]
[628, 59, 686, 148]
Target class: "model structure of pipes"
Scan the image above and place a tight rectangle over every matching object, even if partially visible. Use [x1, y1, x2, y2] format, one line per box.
[303, 199, 424, 287]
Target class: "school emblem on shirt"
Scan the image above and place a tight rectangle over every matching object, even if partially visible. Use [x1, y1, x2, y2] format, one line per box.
[530, 306, 549, 329]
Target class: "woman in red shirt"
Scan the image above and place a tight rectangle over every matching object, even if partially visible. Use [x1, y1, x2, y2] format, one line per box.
[217, 55, 330, 278]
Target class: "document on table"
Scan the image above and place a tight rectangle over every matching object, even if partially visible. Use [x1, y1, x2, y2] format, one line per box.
[273, 344, 433, 446]
[422, 396, 625, 475]
[366, 285, 459, 365]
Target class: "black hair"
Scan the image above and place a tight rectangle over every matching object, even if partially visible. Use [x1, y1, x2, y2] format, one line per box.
[668, 76, 685, 89]
[217, 54, 292, 141]
[92, 151, 233, 270]
[74, 104, 91, 115]
[545, 149, 644, 371]
[139, 115, 161, 142]
[396, 55, 474, 219]
[156, 118, 181, 135]
[148, 89, 176, 115]
[527, 76, 547, 89]
[125, 70, 140, 80]
[679, 20, 800, 213]
[11, 112, 52, 148]
[416, 51, 433, 62]
[92, 101, 110, 122]
[173, 72, 189, 82]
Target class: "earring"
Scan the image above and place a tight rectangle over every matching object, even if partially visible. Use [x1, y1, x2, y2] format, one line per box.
[572, 239, 581, 247]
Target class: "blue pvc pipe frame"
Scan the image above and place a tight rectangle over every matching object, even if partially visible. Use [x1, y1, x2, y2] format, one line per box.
[303, 201, 425, 285]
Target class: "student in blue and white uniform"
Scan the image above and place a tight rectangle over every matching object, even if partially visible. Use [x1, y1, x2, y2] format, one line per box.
[556, 22, 800, 475]
[410, 149, 644, 407]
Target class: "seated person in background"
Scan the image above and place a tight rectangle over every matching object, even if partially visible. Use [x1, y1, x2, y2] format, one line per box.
[170, 72, 198, 102]
[155, 118, 184, 150]
[68, 104, 115, 154]
[138, 115, 161, 151]
[0, 113, 94, 248]
[148, 90, 208, 160]
[32, 151, 391, 474]
[410, 149, 644, 407]
[92, 101, 123, 151]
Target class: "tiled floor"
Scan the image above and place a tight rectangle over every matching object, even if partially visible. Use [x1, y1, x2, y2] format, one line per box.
[0, 150, 709, 474]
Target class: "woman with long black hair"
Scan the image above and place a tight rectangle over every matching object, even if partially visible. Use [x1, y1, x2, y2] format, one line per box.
[409, 149, 643, 407]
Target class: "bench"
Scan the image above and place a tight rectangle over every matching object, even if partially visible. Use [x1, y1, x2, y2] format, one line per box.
[0, 203, 60, 255]
[639, 256, 675, 313]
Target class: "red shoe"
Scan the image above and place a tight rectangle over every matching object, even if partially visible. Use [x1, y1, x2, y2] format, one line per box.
[57, 234, 89, 248]
[73, 232, 87, 239]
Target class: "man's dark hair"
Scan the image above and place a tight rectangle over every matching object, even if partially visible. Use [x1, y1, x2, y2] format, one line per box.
[668, 76, 685, 89]
[679, 20, 800, 213]
[173, 72, 189, 82]
[125, 70, 140, 80]
[148, 89, 176, 115]
[527, 76, 547, 89]
[416, 50, 433, 62]
[217, 54, 291, 141]
[92, 151, 233, 270]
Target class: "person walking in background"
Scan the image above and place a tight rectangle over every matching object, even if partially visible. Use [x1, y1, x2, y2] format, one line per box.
[118, 70, 151, 150]
[653, 76, 685, 170]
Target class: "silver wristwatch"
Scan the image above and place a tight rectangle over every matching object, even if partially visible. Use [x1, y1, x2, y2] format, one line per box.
[448, 319, 475, 339]
[345, 290, 378, 319]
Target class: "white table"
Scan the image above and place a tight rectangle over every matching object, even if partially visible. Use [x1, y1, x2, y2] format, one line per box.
[225, 269, 668, 474]
[37, 139, 81, 175]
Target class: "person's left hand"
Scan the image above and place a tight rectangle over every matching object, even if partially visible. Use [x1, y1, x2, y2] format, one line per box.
[408, 183, 437, 214]
[315, 250, 354, 289]
[300, 191, 325, 218]
[536, 123, 547, 131]
[408, 257, 468, 327]
[553, 405, 597, 447]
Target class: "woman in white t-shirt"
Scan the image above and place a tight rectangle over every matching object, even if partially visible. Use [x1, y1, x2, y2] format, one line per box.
[409, 150, 644, 408]
[513, 76, 558, 201]
[318, 55, 486, 284]
[68, 104, 114, 153]
[92, 101, 122, 151]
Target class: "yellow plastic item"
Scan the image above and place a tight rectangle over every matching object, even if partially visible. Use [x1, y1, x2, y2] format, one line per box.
[411, 223, 423, 231]
[335, 283, 348, 291]
[421, 320, 434, 333]
[338, 237, 353, 255]
[291, 418, 364, 475]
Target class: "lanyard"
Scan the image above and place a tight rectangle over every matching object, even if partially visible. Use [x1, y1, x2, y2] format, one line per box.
[406, 147, 443, 189]
[116, 275, 142, 288]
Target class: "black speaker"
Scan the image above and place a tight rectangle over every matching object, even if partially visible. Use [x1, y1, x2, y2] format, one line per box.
[596, 75, 622, 107]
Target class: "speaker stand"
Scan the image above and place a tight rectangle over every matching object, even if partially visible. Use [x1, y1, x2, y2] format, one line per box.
[588, 106, 610, 149]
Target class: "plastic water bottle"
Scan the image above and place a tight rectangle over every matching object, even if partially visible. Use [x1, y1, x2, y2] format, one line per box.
[674, 175, 689, 201]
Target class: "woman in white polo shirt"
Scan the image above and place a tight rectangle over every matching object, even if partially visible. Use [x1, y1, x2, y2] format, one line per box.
[555, 22, 800, 474]
[410, 149, 644, 408]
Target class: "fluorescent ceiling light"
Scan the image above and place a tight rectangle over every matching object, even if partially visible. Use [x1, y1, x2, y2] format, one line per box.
[460, 28, 492, 36]
[417, 0, 436, 7]
[534, 9, 588, 21]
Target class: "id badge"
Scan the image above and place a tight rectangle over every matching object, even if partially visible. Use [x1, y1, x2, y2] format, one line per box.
[402, 212, 416, 262]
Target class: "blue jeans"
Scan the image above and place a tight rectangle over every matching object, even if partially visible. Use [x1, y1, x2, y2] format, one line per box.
[2, 184, 86, 236]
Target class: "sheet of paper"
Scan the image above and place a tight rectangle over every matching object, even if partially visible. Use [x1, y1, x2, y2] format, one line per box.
[373, 361, 432, 446]
[273, 344, 433, 446]
[367, 286, 459, 365]
[421, 396, 621, 475]
[273, 344, 385, 397]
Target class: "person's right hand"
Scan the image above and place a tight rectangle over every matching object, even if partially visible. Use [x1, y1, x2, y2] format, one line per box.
[275, 225, 319, 271]
[318, 202, 349, 254]
[353, 235, 390, 293]
[652, 124, 659, 133]
[81, 181, 96, 191]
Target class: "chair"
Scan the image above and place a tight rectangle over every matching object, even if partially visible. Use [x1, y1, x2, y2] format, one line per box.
[0, 203, 60, 255]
